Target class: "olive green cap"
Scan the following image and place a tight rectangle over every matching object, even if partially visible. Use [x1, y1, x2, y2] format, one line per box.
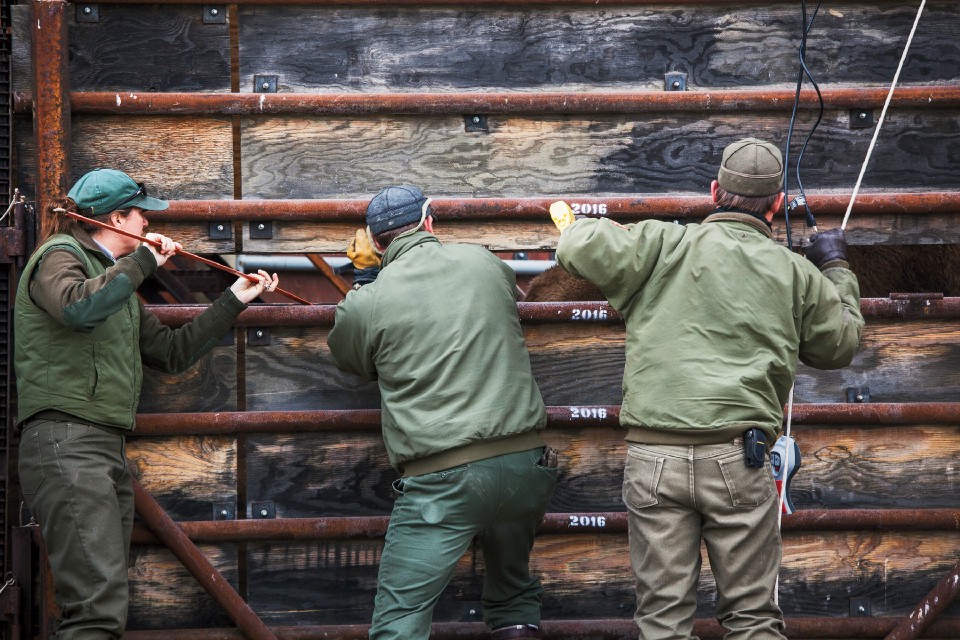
[717, 138, 784, 197]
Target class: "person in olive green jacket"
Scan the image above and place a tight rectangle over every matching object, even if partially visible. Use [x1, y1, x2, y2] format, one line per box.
[553, 139, 864, 640]
[328, 186, 557, 640]
[15, 168, 279, 640]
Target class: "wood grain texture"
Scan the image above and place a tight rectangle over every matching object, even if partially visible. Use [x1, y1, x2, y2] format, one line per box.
[239, 111, 960, 202]
[242, 532, 960, 625]
[244, 423, 959, 518]
[127, 544, 238, 630]
[139, 346, 238, 414]
[16, 116, 234, 204]
[12, 4, 230, 93]
[237, 4, 960, 92]
[127, 436, 238, 521]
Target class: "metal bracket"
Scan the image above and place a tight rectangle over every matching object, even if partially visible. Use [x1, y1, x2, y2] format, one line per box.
[251, 501, 276, 519]
[850, 109, 874, 129]
[209, 221, 231, 240]
[0, 227, 25, 263]
[665, 72, 687, 91]
[250, 221, 273, 239]
[213, 502, 236, 521]
[203, 5, 227, 24]
[846, 386, 870, 403]
[464, 115, 488, 132]
[247, 327, 271, 346]
[76, 3, 100, 23]
[850, 597, 872, 617]
[254, 75, 278, 93]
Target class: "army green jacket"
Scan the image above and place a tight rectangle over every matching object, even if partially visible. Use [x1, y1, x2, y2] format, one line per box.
[328, 232, 546, 475]
[557, 211, 864, 443]
[15, 229, 247, 430]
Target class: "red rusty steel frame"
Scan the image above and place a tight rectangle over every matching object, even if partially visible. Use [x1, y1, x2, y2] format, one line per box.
[130, 403, 960, 436]
[54, 191, 960, 223]
[71, 0, 927, 5]
[131, 475, 279, 640]
[13, 86, 960, 117]
[147, 298, 960, 328]
[120, 617, 960, 640]
[30, 0, 71, 240]
[885, 560, 960, 640]
[129, 509, 960, 545]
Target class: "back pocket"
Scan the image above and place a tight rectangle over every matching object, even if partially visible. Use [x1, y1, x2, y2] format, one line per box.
[622, 449, 664, 510]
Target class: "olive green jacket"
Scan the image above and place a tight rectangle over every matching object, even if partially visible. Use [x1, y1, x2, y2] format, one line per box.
[328, 232, 547, 474]
[557, 212, 864, 443]
[15, 229, 247, 430]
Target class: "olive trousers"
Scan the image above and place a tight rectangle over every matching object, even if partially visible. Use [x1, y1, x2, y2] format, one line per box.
[622, 441, 787, 640]
[19, 417, 133, 640]
[370, 447, 559, 640]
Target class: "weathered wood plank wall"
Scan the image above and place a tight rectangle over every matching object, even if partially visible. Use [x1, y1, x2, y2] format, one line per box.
[10, 0, 960, 635]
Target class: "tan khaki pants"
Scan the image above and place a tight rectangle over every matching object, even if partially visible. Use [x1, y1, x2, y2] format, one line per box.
[622, 441, 787, 640]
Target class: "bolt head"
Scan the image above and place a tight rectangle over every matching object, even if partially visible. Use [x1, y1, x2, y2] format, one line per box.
[262, 82, 270, 90]
[83, 6, 92, 14]
[209, 8, 219, 16]
[672, 81, 681, 89]
[260, 509, 269, 517]
[256, 330, 264, 338]
[858, 111, 868, 120]
[216, 224, 225, 231]
[258, 223, 266, 230]
[220, 509, 228, 516]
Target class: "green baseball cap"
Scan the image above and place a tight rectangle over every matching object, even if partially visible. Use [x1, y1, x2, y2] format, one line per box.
[67, 168, 169, 216]
[717, 138, 784, 197]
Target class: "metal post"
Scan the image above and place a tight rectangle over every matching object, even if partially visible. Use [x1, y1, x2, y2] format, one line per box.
[30, 0, 71, 240]
[884, 560, 960, 640]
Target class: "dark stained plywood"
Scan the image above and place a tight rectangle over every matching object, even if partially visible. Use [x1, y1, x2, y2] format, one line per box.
[237, 4, 959, 93]
[139, 346, 238, 414]
[12, 4, 230, 93]
[126, 436, 238, 521]
[127, 544, 238, 630]
[243, 532, 960, 626]
[239, 111, 960, 203]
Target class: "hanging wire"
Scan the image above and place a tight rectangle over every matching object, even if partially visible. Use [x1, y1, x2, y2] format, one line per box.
[782, 0, 824, 250]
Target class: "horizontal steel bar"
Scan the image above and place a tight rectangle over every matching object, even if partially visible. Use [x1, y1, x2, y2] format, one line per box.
[129, 509, 960, 545]
[90, 0, 916, 5]
[131, 403, 960, 436]
[14, 86, 960, 117]
[150, 298, 960, 329]
[121, 617, 960, 640]
[108, 191, 960, 223]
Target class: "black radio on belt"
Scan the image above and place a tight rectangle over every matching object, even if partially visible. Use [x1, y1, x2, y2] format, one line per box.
[743, 428, 767, 468]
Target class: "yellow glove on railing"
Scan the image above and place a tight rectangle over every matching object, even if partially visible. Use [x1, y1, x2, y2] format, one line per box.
[347, 229, 381, 269]
[550, 201, 576, 233]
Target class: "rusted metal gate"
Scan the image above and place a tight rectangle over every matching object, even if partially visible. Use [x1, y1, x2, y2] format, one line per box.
[3, 0, 960, 639]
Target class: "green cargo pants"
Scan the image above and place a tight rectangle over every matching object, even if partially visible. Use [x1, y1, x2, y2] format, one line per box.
[622, 440, 787, 640]
[370, 446, 558, 640]
[18, 417, 133, 640]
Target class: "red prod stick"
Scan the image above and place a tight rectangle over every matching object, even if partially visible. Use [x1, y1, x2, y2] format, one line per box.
[65, 211, 312, 305]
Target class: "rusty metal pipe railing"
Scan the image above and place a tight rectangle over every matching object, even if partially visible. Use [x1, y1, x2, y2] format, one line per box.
[146, 298, 960, 329]
[120, 617, 960, 640]
[129, 509, 960, 545]
[54, 191, 960, 223]
[131, 475, 278, 640]
[885, 560, 960, 640]
[13, 86, 960, 117]
[129, 403, 960, 437]
[30, 0, 71, 240]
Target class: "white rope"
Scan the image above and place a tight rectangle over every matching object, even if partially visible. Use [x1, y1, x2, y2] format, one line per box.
[841, 0, 927, 230]
[774, 384, 795, 607]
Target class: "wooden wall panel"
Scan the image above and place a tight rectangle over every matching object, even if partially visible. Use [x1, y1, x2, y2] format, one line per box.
[127, 544, 238, 630]
[244, 532, 960, 625]
[127, 436, 238, 521]
[237, 4, 959, 93]
[138, 346, 238, 414]
[239, 112, 960, 203]
[12, 4, 230, 93]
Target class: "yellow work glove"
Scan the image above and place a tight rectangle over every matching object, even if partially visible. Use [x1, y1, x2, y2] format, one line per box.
[347, 229, 381, 269]
[550, 201, 576, 233]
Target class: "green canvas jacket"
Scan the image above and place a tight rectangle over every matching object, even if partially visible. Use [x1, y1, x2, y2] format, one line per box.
[557, 212, 864, 443]
[328, 232, 547, 474]
[15, 229, 247, 430]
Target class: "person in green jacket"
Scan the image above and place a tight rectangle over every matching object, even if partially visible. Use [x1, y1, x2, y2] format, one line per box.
[553, 139, 864, 640]
[15, 168, 279, 640]
[328, 185, 558, 640]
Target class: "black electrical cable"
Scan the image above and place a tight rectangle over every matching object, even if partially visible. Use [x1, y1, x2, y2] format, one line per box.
[783, 0, 824, 250]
